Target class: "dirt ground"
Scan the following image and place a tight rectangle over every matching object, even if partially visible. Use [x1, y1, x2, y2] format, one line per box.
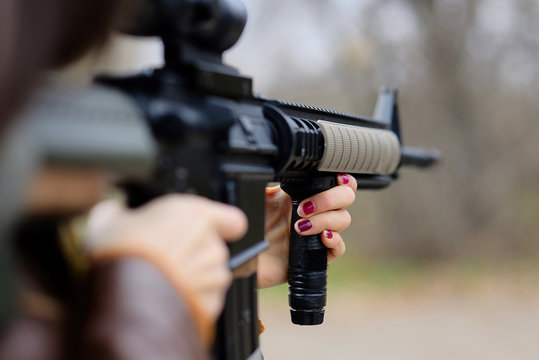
[258, 279, 539, 359]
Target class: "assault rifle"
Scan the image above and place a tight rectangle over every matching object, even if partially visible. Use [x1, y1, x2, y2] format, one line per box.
[0, 0, 439, 359]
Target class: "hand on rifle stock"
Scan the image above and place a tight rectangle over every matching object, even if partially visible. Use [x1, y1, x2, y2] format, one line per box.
[259, 174, 357, 289]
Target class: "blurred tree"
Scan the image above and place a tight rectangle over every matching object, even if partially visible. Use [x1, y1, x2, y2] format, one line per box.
[228, 0, 539, 261]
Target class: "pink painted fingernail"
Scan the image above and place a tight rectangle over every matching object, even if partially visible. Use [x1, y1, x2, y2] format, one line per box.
[301, 201, 315, 215]
[338, 174, 350, 184]
[297, 220, 312, 232]
[324, 230, 333, 239]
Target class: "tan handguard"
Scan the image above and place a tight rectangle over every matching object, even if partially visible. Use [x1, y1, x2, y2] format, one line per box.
[317, 120, 401, 175]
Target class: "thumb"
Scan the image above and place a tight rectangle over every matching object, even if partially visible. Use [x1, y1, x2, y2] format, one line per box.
[85, 199, 126, 249]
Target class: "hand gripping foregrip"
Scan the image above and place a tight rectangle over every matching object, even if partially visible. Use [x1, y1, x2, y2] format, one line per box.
[281, 177, 336, 325]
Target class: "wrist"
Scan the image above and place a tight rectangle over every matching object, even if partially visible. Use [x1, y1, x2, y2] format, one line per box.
[88, 248, 216, 347]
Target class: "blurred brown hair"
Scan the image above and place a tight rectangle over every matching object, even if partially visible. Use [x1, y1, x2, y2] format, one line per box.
[0, 0, 125, 135]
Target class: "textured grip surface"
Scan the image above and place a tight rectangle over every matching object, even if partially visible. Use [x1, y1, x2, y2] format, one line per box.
[317, 120, 400, 175]
[288, 200, 327, 325]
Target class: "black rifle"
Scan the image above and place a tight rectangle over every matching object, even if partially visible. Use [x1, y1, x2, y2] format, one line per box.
[0, 0, 439, 358]
[107, 0, 439, 358]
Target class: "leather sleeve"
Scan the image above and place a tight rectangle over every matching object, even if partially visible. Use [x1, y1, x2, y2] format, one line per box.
[79, 258, 208, 360]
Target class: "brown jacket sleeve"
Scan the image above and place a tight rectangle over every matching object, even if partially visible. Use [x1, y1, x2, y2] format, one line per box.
[79, 258, 208, 360]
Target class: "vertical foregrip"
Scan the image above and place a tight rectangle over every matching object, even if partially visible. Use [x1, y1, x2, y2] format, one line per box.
[288, 199, 327, 325]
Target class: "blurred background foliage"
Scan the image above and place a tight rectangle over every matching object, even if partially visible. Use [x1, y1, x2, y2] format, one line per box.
[227, 0, 539, 265]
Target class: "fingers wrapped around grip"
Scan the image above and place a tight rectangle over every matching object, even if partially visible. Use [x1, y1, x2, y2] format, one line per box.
[321, 230, 346, 262]
[297, 174, 356, 218]
[153, 194, 248, 241]
[294, 209, 351, 235]
[292, 174, 356, 264]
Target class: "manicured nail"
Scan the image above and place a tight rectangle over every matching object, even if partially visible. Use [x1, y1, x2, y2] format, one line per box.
[338, 174, 350, 184]
[324, 230, 333, 239]
[297, 220, 312, 233]
[301, 201, 315, 216]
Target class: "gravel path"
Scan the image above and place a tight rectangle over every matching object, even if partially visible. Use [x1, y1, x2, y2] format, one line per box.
[259, 288, 539, 359]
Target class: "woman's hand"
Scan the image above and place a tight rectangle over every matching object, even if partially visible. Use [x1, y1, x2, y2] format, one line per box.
[259, 174, 357, 289]
[84, 194, 248, 344]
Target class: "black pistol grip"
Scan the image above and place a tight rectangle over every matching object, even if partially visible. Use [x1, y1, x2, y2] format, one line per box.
[281, 177, 335, 325]
[288, 199, 327, 325]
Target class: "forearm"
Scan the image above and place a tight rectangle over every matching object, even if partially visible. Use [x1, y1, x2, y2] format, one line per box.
[79, 258, 207, 360]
